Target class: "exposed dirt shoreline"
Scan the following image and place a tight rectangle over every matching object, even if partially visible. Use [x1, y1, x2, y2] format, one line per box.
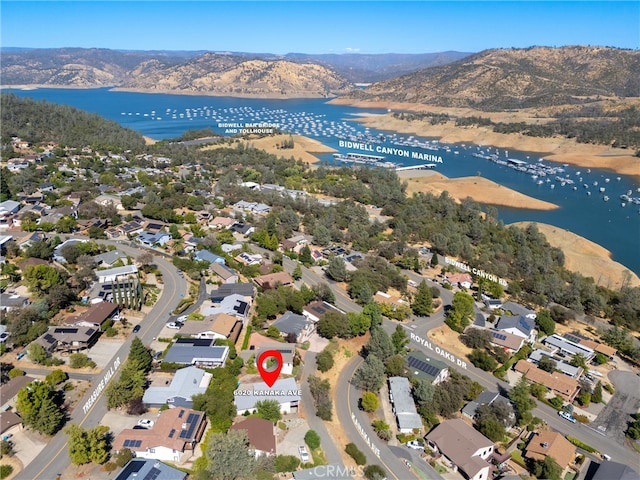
[330, 98, 640, 181]
[398, 170, 559, 210]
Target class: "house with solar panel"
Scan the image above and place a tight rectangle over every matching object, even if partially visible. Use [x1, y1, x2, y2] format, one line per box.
[114, 458, 187, 480]
[494, 315, 537, 344]
[35, 325, 100, 353]
[163, 338, 230, 368]
[406, 352, 449, 385]
[543, 334, 595, 362]
[113, 408, 207, 462]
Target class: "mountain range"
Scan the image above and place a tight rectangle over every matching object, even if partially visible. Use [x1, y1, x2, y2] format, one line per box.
[2, 46, 637, 109]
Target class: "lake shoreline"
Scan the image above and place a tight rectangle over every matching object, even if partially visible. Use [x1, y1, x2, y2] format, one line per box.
[330, 98, 640, 181]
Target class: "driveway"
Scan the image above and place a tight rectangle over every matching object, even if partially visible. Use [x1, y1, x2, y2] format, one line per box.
[590, 370, 640, 445]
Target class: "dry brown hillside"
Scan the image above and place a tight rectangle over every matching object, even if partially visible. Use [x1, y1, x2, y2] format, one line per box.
[347, 46, 640, 110]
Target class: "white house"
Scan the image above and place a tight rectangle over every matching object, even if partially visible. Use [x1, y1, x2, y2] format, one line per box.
[234, 377, 301, 415]
[97, 264, 138, 283]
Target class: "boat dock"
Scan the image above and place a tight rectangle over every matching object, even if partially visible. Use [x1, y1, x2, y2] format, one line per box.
[395, 164, 438, 171]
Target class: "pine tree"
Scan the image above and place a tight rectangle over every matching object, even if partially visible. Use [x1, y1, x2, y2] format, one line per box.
[411, 280, 433, 316]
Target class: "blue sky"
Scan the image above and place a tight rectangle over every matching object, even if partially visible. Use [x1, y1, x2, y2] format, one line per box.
[1, 1, 638, 54]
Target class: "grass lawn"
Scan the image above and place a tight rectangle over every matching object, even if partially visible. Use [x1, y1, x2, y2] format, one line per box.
[312, 448, 327, 466]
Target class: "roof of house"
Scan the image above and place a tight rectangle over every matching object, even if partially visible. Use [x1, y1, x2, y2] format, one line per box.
[1, 376, 36, 404]
[209, 262, 237, 280]
[462, 390, 501, 418]
[524, 431, 576, 468]
[489, 329, 525, 351]
[501, 301, 536, 318]
[446, 272, 473, 285]
[253, 272, 293, 290]
[495, 315, 536, 336]
[201, 294, 250, 319]
[114, 459, 188, 480]
[137, 231, 170, 244]
[194, 250, 224, 263]
[529, 350, 583, 378]
[67, 301, 118, 326]
[592, 461, 639, 480]
[406, 352, 448, 384]
[256, 344, 295, 365]
[164, 339, 230, 365]
[210, 283, 255, 300]
[229, 417, 276, 454]
[37, 326, 99, 349]
[303, 300, 344, 321]
[515, 360, 580, 399]
[544, 334, 594, 357]
[113, 407, 206, 454]
[575, 338, 617, 357]
[0, 293, 29, 308]
[93, 250, 127, 266]
[272, 311, 311, 336]
[388, 376, 422, 431]
[425, 419, 493, 479]
[96, 264, 138, 278]
[234, 377, 301, 411]
[211, 216, 235, 227]
[142, 366, 212, 406]
[0, 411, 22, 434]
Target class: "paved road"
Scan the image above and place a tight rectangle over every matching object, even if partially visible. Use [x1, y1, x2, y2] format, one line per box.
[16, 243, 186, 480]
[282, 258, 640, 471]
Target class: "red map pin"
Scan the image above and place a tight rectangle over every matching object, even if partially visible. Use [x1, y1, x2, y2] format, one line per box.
[257, 350, 283, 388]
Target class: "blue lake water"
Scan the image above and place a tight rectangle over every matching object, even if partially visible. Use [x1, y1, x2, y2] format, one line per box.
[6, 87, 640, 277]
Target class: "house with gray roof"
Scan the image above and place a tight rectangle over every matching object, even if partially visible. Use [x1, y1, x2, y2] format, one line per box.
[163, 338, 229, 367]
[543, 334, 595, 361]
[0, 293, 30, 312]
[501, 301, 536, 319]
[115, 459, 187, 480]
[592, 461, 639, 480]
[529, 349, 584, 378]
[201, 294, 250, 324]
[194, 249, 225, 264]
[462, 390, 501, 419]
[272, 311, 314, 342]
[137, 231, 171, 247]
[93, 250, 128, 267]
[210, 283, 255, 301]
[388, 376, 422, 433]
[406, 352, 449, 385]
[142, 366, 212, 408]
[97, 264, 138, 283]
[495, 315, 537, 343]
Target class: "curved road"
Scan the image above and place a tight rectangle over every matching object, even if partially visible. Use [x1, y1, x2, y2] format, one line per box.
[16, 241, 187, 480]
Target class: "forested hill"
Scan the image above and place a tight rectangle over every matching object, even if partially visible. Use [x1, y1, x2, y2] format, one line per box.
[0, 93, 146, 152]
[347, 46, 640, 110]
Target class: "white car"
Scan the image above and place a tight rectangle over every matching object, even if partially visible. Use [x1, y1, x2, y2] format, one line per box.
[177, 315, 188, 322]
[406, 440, 424, 450]
[137, 419, 154, 428]
[558, 411, 577, 423]
[298, 445, 310, 463]
[166, 322, 181, 329]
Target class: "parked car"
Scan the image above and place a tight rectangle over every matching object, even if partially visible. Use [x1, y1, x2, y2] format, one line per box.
[558, 411, 577, 423]
[177, 315, 188, 322]
[166, 322, 181, 330]
[132, 325, 141, 333]
[406, 440, 424, 450]
[137, 419, 154, 428]
[298, 445, 310, 463]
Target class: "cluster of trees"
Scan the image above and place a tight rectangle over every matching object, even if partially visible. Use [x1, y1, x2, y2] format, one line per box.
[308, 375, 333, 421]
[473, 400, 515, 442]
[16, 380, 65, 435]
[105, 337, 152, 411]
[1, 93, 146, 152]
[65, 424, 110, 465]
[191, 345, 243, 432]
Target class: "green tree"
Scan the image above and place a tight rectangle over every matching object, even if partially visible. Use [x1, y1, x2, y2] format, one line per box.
[23, 264, 65, 295]
[45, 369, 68, 386]
[365, 326, 394, 362]
[361, 391, 379, 412]
[391, 324, 409, 354]
[65, 424, 111, 465]
[411, 280, 433, 316]
[468, 349, 498, 371]
[364, 465, 387, 480]
[384, 354, 406, 376]
[536, 309, 555, 336]
[326, 255, 348, 282]
[304, 430, 321, 450]
[255, 399, 282, 423]
[353, 355, 385, 392]
[204, 430, 256, 480]
[316, 349, 334, 373]
[347, 311, 371, 337]
[508, 377, 536, 426]
[445, 291, 475, 332]
[128, 336, 153, 373]
[16, 381, 65, 435]
[27, 343, 50, 365]
[538, 355, 557, 373]
[292, 263, 302, 280]
[592, 380, 603, 403]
